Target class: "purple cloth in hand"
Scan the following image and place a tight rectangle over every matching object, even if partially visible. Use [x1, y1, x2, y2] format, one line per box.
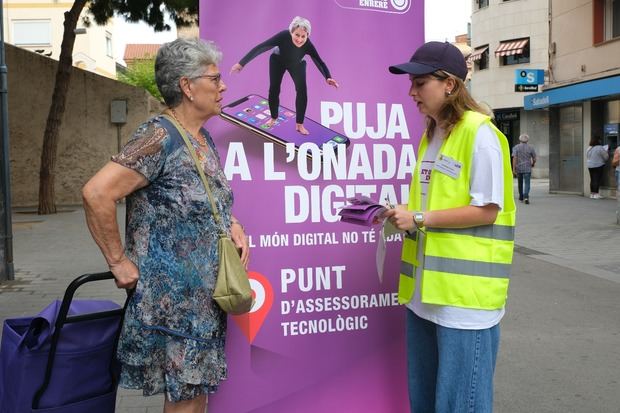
[338, 196, 386, 226]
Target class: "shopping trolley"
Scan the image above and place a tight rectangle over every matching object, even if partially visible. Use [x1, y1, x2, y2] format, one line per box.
[0, 271, 130, 412]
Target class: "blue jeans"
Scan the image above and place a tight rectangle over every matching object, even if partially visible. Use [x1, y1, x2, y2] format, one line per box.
[406, 310, 500, 413]
[517, 172, 531, 200]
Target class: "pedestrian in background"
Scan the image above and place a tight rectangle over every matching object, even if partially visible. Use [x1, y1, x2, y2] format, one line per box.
[384, 41, 515, 413]
[512, 133, 536, 204]
[586, 135, 609, 199]
[611, 145, 619, 189]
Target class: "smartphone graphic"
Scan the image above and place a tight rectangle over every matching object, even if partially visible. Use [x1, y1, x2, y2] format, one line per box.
[220, 94, 350, 151]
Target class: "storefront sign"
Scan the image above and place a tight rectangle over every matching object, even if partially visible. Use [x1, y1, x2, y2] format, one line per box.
[515, 69, 545, 85]
[515, 84, 539, 92]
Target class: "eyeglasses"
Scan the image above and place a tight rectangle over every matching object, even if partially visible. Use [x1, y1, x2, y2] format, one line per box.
[192, 73, 222, 86]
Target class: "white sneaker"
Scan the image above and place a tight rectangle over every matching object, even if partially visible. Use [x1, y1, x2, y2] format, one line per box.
[590, 194, 595, 198]
[593, 193, 601, 199]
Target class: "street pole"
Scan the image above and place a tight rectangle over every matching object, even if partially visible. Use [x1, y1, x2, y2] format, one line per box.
[0, 4, 15, 281]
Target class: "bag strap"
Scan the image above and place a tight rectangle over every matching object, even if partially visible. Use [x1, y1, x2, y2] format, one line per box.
[161, 113, 225, 231]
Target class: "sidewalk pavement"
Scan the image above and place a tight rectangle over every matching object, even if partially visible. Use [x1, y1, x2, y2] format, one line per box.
[513, 179, 620, 284]
[1, 178, 619, 412]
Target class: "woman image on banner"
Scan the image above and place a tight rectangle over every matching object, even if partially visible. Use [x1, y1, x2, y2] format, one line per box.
[383, 41, 516, 412]
[230, 16, 339, 135]
[83, 38, 249, 412]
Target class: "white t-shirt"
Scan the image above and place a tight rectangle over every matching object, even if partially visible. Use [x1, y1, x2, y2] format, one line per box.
[406, 124, 505, 329]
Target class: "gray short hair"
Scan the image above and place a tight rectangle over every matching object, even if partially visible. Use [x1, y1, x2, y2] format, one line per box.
[519, 133, 530, 143]
[155, 38, 222, 107]
[289, 16, 311, 36]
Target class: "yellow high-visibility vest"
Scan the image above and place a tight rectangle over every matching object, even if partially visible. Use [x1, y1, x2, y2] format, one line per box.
[398, 111, 516, 310]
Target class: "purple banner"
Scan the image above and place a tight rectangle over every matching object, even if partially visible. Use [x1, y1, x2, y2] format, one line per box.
[201, 1, 424, 411]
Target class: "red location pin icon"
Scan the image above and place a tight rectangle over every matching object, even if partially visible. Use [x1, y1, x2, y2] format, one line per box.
[232, 271, 273, 344]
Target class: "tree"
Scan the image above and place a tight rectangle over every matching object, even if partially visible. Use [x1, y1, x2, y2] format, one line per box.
[117, 58, 163, 102]
[38, 0, 197, 214]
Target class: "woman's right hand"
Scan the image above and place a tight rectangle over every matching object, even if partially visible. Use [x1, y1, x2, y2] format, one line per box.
[382, 205, 416, 232]
[326, 78, 339, 88]
[110, 256, 140, 289]
[230, 63, 243, 74]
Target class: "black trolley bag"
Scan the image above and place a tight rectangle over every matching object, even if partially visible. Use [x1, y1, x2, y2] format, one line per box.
[0, 272, 131, 412]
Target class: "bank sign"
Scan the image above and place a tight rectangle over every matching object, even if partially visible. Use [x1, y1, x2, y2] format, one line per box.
[515, 69, 545, 85]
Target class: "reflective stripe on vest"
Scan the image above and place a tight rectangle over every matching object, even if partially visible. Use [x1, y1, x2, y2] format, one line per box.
[400, 261, 414, 278]
[398, 111, 516, 309]
[426, 224, 515, 241]
[424, 256, 511, 278]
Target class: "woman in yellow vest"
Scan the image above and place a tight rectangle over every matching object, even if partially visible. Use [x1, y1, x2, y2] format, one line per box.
[384, 42, 516, 413]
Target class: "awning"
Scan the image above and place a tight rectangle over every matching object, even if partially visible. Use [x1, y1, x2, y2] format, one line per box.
[495, 38, 529, 57]
[468, 46, 489, 62]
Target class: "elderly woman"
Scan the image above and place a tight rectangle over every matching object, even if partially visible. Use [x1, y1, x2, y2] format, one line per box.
[82, 38, 249, 413]
[230, 16, 339, 135]
[384, 41, 516, 412]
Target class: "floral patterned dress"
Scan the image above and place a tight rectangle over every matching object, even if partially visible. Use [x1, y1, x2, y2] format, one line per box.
[111, 115, 232, 402]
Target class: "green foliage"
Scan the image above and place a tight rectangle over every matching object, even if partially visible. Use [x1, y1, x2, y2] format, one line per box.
[118, 58, 163, 102]
[88, 1, 198, 32]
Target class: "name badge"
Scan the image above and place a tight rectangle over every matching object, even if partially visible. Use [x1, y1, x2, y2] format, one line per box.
[434, 154, 462, 179]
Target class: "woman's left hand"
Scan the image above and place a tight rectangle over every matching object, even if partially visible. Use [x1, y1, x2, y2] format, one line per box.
[230, 221, 250, 269]
[326, 78, 339, 88]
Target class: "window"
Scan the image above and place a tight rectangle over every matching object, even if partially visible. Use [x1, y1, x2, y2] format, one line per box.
[469, 45, 489, 70]
[594, 0, 620, 42]
[605, 0, 620, 40]
[105, 32, 113, 58]
[495, 38, 530, 66]
[476, 0, 489, 9]
[502, 46, 529, 65]
[12, 20, 51, 46]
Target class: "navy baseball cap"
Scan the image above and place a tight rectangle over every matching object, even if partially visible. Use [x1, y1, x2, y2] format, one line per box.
[389, 41, 468, 81]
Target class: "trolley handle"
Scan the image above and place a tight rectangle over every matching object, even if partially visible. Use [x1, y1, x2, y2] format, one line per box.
[32, 271, 131, 409]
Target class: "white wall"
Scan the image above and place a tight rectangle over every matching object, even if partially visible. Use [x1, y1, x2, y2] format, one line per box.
[550, 0, 620, 85]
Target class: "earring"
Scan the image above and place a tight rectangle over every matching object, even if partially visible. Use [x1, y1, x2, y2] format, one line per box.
[445, 90, 452, 97]
[189, 95, 194, 101]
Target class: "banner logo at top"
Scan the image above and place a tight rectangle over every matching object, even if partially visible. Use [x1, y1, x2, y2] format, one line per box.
[334, 0, 411, 14]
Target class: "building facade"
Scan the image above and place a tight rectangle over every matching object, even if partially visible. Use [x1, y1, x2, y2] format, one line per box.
[525, 0, 620, 196]
[470, 0, 550, 178]
[2, 0, 116, 78]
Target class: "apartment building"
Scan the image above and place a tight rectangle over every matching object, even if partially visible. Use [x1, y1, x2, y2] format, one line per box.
[470, 0, 550, 178]
[2, 0, 116, 78]
[524, 0, 620, 196]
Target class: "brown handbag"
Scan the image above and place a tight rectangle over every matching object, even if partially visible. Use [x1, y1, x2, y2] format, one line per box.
[163, 114, 253, 315]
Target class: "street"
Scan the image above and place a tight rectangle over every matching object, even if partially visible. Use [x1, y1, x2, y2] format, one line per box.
[1, 179, 619, 412]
